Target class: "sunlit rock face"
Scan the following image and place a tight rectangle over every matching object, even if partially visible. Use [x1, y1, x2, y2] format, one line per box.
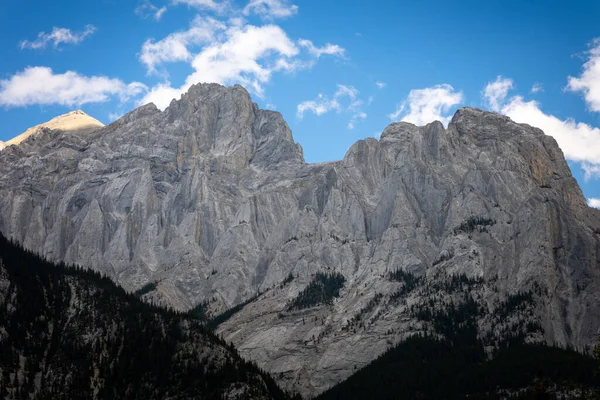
[1, 83, 599, 397]
[2, 110, 104, 150]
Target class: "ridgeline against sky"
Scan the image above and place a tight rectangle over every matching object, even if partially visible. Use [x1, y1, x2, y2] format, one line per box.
[1, 0, 600, 205]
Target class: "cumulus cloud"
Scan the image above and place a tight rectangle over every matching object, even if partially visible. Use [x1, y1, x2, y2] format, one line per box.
[141, 24, 298, 108]
[135, 0, 167, 21]
[297, 84, 367, 129]
[482, 78, 600, 180]
[139, 15, 345, 110]
[567, 38, 600, 112]
[0, 66, 147, 107]
[140, 16, 226, 74]
[243, 0, 298, 19]
[389, 84, 463, 126]
[500, 96, 600, 167]
[482, 76, 513, 111]
[20, 25, 96, 50]
[376, 81, 386, 89]
[588, 198, 600, 209]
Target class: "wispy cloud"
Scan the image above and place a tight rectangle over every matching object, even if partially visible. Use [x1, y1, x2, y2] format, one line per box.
[298, 39, 345, 58]
[348, 112, 367, 130]
[135, 0, 168, 21]
[243, 0, 298, 20]
[389, 84, 463, 126]
[20, 25, 96, 50]
[376, 81, 386, 89]
[297, 84, 367, 129]
[530, 82, 543, 93]
[582, 164, 600, 181]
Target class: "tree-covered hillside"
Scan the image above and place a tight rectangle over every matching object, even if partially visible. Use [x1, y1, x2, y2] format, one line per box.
[0, 233, 294, 400]
[316, 292, 600, 400]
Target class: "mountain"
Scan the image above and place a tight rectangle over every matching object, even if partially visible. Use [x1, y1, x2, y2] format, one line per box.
[1, 110, 104, 150]
[0, 83, 599, 396]
[0, 231, 293, 399]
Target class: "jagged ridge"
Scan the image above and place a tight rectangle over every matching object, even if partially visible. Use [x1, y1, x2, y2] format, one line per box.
[0, 83, 599, 396]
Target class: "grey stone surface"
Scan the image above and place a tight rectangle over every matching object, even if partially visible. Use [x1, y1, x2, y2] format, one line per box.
[1, 84, 599, 397]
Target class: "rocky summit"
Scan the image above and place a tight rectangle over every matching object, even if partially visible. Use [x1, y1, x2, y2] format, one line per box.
[0, 83, 599, 397]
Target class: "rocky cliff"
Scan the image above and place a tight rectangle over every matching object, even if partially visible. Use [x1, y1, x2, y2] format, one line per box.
[1, 83, 599, 396]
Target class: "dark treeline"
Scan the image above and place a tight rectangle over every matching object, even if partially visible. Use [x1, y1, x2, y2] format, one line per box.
[287, 272, 345, 311]
[316, 333, 598, 400]
[317, 266, 599, 399]
[317, 283, 599, 400]
[0, 233, 296, 400]
[454, 216, 497, 235]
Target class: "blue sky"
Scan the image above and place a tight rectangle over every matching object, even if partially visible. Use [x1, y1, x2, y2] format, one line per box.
[1, 0, 600, 206]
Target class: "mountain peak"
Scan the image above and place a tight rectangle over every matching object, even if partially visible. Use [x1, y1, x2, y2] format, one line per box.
[2, 109, 104, 149]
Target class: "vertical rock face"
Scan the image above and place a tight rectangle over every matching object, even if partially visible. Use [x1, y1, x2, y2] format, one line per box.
[1, 84, 599, 396]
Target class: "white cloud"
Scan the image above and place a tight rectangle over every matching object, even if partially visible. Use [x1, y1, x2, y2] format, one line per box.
[297, 84, 367, 129]
[141, 23, 301, 109]
[588, 198, 600, 209]
[140, 16, 344, 110]
[376, 81, 386, 89]
[482, 76, 513, 111]
[297, 93, 341, 118]
[298, 39, 345, 58]
[0, 66, 147, 107]
[20, 25, 96, 50]
[479, 72, 600, 180]
[530, 82, 543, 93]
[348, 112, 367, 130]
[582, 163, 600, 181]
[243, 0, 298, 19]
[140, 16, 226, 74]
[171, 0, 228, 12]
[498, 95, 600, 176]
[567, 38, 600, 113]
[389, 84, 463, 127]
[265, 103, 276, 109]
[142, 83, 184, 109]
[135, 1, 167, 21]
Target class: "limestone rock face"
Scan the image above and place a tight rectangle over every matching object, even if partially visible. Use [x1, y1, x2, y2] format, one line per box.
[1, 84, 599, 397]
